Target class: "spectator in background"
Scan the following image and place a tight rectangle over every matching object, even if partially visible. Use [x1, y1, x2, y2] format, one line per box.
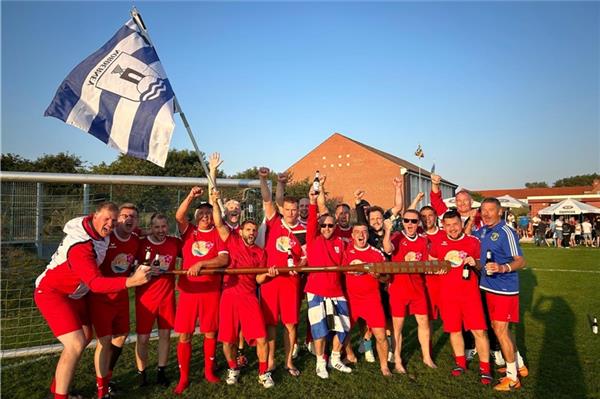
[573, 219, 582, 247]
[594, 216, 600, 248]
[534, 217, 548, 247]
[581, 218, 593, 248]
[506, 212, 515, 230]
[561, 218, 571, 248]
[554, 216, 564, 248]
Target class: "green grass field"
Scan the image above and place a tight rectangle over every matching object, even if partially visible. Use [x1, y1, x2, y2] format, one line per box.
[2, 244, 599, 399]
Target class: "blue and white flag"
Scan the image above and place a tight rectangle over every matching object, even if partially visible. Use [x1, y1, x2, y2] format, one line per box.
[45, 19, 175, 167]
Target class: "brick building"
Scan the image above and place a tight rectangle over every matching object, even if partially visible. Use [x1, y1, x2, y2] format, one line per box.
[286, 133, 457, 209]
[476, 180, 600, 216]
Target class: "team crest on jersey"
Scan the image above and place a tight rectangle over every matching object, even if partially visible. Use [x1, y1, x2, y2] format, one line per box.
[404, 251, 422, 262]
[192, 241, 213, 257]
[158, 255, 173, 272]
[111, 253, 133, 273]
[444, 250, 468, 268]
[276, 236, 294, 252]
[349, 259, 366, 275]
[334, 246, 340, 254]
[93, 52, 170, 102]
[491, 232, 500, 241]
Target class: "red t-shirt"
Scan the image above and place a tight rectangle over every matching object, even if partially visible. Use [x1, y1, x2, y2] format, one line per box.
[222, 233, 266, 295]
[264, 213, 303, 271]
[304, 204, 345, 297]
[98, 231, 140, 301]
[136, 235, 181, 297]
[344, 244, 385, 301]
[179, 224, 228, 292]
[389, 232, 428, 298]
[429, 233, 481, 299]
[334, 225, 353, 244]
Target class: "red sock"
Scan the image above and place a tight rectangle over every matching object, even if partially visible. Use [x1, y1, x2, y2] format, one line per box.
[228, 359, 237, 370]
[96, 376, 108, 398]
[455, 355, 466, 369]
[174, 342, 191, 394]
[480, 361, 490, 375]
[259, 361, 268, 375]
[50, 377, 56, 394]
[54, 395, 67, 399]
[204, 337, 219, 383]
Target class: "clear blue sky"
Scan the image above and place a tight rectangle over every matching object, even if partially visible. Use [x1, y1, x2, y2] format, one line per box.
[2, 1, 598, 190]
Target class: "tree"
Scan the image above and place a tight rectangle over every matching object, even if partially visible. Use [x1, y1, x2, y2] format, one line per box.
[1, 152, 84, 173]
[525, 181, 548, 188]
[553, 174, 599, 187]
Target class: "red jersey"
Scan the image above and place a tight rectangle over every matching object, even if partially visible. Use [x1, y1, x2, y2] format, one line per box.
[98, 230, 140, 301]
[222, 233, 266, 295]
[136, 235, 181, 298]
[430, 190, 483, 229]
[35, 215, 127, 298]
[264, 213, 303, 271]
[305, 205, 345, 297]
[389, 232, 428, 298]
[225, 222, 240, 235]
[179, 224, 228, 292]
[424, 227, 446, 250]
[334, 225, 353, 244]
[430, 233, 481, 299]
[344, 244, 385, 301]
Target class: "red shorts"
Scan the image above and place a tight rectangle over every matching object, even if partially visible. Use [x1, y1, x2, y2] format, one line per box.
[34, 288, 90, 337]
[389, 291, 429, 317]
[440, 294, 487, 333]
[174, 290, 220, 334]
[425, 275, 442, 320]
[218, 291, 266, 345]
[486, 292, 520, 323]
[135, 289, 176, 334]
[348, 297, 386, 329]
[88, 294, 130, 338]
[260, 276, 300, 326]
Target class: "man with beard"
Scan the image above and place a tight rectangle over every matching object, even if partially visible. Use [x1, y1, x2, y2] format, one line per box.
[134, 213, 181, 387]
[344, 223, 391, 376]
[305, 179, 351, 379]
[429, 210, 492, 385]
[259, 167, 304, 375]
[89, 203, 140, 398]
[210, 190, 277, 388]
[383, 209, 436, 373]
[476, 198, 528, 391]
[35, 202, 150, 399]
[334, 203, 352, 243]
[173, 187, 229, 393]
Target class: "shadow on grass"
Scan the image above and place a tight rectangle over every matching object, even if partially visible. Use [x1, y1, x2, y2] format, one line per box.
[531, 294, 585, 398]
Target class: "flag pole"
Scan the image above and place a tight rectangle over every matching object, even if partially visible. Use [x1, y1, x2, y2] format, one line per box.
[130, 7, 224, 211]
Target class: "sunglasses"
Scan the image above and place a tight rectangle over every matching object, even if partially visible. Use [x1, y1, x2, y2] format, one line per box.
[320, 223, 335, 228]
[403, 218, 419, 224]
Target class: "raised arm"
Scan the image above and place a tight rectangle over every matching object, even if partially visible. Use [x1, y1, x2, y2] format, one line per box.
[382, 218, 394, 254]
[210, 189, 230, 242]
[429, 173, 448, 216]
[354, 189, 369, 225]
[208, 152, 223, 199]
[275, 172, 288, 211]
[176, 186, 204, 234]
[259, 167, 276, 220]
[409, 192, 425, 212]
[389, 176, 405, 216]
[307, 186, 320, 243]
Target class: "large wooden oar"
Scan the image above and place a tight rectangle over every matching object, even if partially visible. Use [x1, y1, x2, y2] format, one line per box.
[163, 260, 452, 275]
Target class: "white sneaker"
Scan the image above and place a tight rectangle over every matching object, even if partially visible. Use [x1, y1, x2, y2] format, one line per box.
[258, 372, 275, 388]
[465, 348, 477, 361]
[226, 368, 240, 385]
[292, 343, 299, 359]
[305, 341, 315, 356]
[316, 361, 329, 379]
[328, 357, 352, 373]
[494, 350, 506, 367]
[365, 349, 376, 363]
[387, 351, 395, 363]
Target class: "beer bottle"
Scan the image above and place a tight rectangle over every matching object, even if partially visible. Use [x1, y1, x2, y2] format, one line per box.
[485, 249, 494, 276]
[152, 253, 161, 275]
[287, 247, 294, 268]
[312, 171, 320, 194]
[462, 262, 470, 280]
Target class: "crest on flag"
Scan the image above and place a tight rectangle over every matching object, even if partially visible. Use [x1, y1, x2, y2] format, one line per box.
[414, 144, 424, 159]
[45, 19, 175, 167]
